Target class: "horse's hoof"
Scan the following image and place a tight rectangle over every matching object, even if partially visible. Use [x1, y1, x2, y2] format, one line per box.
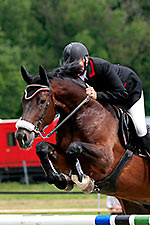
[63, 174, 74, 191]
[71, 174, 94, 194]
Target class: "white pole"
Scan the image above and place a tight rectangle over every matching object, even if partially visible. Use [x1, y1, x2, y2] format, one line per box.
[97, 193, 101, 214]
[22, 160, 29, 185]
[0, 215, 97, 225]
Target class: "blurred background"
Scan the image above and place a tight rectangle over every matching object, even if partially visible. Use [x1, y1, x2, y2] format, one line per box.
[0, 0, 150, 214]
[0, 0, 150, 119]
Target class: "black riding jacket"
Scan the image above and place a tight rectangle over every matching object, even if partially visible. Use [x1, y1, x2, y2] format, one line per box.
[85, 57, 142, 110]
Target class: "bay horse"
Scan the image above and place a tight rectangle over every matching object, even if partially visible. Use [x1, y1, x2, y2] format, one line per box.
[16, 64, 150, 214]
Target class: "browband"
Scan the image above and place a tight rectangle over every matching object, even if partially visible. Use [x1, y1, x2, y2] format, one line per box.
[24, 84, 49, 100]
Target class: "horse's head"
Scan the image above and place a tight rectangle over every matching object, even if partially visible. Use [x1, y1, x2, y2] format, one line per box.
[16, 62, 87, 149]
[16, 66, 56, 149]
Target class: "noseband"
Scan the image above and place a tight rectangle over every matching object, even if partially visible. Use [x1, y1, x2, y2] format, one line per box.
[16, 84, 51, 136]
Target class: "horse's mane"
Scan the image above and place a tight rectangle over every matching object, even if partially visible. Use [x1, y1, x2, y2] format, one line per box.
[47, 62, 86, 89]
[48, 61, 82, 80]
[28, 62, 85, 90]
[29, 75, 45, 85]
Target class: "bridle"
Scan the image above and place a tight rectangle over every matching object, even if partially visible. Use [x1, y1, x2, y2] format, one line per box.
[16, 81, 90, 139]
[16, 84, 51, 137]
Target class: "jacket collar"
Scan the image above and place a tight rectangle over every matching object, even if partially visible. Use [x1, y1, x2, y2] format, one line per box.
[87, 59, 95, 78]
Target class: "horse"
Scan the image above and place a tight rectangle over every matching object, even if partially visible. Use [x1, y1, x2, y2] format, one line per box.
[16, 64, 150, 214]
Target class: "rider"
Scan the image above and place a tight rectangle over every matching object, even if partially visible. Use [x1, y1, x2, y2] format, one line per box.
[63, 42, 150, 154]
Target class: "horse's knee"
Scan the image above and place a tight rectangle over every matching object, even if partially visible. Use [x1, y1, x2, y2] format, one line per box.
[66, 142, 82, 157]
[36, 141, 49, 157]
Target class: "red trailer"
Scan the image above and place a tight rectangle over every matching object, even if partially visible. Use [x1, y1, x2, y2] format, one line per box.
[0, 118, 58, 182]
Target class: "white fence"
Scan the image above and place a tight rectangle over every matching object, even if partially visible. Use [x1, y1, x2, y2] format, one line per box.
[146, 116, 150, 126]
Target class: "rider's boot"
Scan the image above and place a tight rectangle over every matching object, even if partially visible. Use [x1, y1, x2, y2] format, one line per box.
[140, 126, 150, 156]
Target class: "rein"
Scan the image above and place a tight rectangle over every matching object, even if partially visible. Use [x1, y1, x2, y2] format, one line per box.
[39, 94, 90, 139]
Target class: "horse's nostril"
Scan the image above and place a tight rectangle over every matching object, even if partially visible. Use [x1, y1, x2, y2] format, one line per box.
[16, 129, 35, 149]
[23, 133, 27, 142]
[16, 130, 28, 148]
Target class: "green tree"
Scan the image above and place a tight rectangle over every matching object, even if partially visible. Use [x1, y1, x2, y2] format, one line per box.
[0, 0, 150, 118]
[0, 29, 25, 118]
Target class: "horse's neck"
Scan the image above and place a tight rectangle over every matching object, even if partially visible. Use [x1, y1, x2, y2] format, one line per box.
[52, 79, 86, 113]
[53, 96, 71, 115]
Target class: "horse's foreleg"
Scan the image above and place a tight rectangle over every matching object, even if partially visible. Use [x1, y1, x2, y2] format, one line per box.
[66, 141, 96, 193]
[36, 141, 74, 191]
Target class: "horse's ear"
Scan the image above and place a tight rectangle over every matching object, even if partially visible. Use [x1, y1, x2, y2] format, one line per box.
[39, 65, 49, 87]
[21, 66, 33, 84]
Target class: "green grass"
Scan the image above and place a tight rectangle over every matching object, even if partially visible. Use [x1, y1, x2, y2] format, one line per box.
[0, 182, 103, 199]
[0, 182, 108, 214]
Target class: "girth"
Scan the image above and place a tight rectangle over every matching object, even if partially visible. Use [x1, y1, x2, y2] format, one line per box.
[94, 149, 133, 194]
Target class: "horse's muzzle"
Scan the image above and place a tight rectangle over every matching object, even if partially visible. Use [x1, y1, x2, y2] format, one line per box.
[15, 129, 35, 149]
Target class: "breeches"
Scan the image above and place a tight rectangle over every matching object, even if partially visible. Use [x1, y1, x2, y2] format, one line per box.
[128, 91, 147, 137]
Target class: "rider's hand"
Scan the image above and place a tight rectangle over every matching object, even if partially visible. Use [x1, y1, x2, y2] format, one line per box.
[86, 87, 97, 100]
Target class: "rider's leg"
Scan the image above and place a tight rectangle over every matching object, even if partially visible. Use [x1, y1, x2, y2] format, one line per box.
[127, 91, 150, 154]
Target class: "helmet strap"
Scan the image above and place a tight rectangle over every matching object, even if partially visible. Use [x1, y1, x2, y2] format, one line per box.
[78, 56, 88, 76]
[83, 56, 89, 71]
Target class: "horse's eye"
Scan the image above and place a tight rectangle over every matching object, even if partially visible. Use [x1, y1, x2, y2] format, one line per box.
[40, 99, 46, 104]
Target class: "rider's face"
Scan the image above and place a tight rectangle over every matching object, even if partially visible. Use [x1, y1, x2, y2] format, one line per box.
[77, 57, 88, 76]
[78, 58, 85, 68]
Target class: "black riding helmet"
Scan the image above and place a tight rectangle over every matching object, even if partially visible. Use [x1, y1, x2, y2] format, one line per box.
[63, 42, 89, 63]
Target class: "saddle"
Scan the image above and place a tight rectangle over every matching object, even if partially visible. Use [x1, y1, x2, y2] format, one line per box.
[115, 106, 146, 156]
